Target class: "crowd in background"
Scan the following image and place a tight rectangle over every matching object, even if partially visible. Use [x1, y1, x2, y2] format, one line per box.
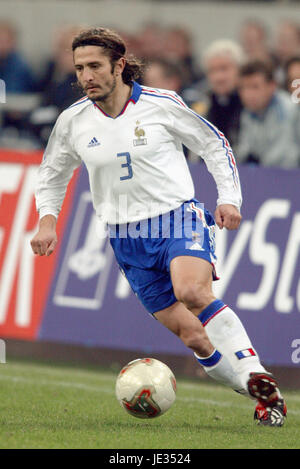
[0, 18, 300, 168]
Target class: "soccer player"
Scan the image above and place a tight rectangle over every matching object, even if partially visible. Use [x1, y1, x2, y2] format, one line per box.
[31, 28, 286, 426]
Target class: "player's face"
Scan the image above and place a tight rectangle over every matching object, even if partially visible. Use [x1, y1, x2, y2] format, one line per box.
[74, 46, 122, 102]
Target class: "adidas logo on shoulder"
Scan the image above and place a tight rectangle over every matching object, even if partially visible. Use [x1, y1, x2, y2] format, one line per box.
[87, 137, 101, 148]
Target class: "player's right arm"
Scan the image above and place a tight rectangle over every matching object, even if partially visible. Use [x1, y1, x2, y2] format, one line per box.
[31, 111, 81, 256]
[31, 214, 57, 256]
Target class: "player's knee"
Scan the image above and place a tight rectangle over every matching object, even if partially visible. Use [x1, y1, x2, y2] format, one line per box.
[174, 282, 212, 311]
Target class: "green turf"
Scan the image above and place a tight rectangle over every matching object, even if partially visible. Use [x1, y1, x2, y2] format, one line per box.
[0, 359, 299, 449]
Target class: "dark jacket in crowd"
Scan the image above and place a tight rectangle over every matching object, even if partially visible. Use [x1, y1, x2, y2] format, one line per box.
[0, 51, 36, 93]
[38, 61, 82, 110]
[206, 91, 243, 150]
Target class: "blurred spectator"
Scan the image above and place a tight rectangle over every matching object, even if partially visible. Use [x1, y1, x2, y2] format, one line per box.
[143, 58, 184, 94]
[0, 20, 36, 93]
[142, 57, 194, 159]
[239, 18, 273, 64]
[274, 20, 300, 85]
[284, 56, 300, 95]
[163, 26, 202, 87]
[0, 20, 38, 148]
[284, 56, 300, 163]
[202, 39, 245, 150]
[237, 60, 298, 168]
[37, 25, 83, 109]
[137, 24, 202, 93]
[116, 29, 142, 58]
[275, 20, 300, 67]
[28, 25, 84, 146]
[137, 22, 166, 60]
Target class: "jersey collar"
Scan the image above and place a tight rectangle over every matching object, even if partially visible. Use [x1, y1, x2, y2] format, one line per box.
[93, 81, 142, 118]
[130, 81, 142, 104]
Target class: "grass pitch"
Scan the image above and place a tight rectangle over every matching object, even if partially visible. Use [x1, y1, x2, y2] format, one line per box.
[0, 359, 299, 449]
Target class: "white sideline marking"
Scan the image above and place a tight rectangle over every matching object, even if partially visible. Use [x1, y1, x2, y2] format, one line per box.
[0, 373, 299, 416]
[1, 362, 233, 394]
[0, 373, 243, 410]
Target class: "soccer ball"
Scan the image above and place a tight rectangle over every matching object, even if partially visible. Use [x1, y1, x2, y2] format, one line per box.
[115, 358, 176, 419]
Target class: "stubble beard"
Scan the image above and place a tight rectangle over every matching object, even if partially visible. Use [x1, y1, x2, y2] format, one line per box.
[93, 75, 117, 104]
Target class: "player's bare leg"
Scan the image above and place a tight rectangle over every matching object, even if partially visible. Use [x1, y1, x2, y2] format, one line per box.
[170, 256, 216, 315]
[154, 301, 245, 392]
[155, 301, 213, 358]
[169, 255, 286, 426]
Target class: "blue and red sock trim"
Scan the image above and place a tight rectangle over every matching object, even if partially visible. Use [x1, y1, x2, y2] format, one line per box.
[198, 299, 228, 326]
[194, 349, 222, 367]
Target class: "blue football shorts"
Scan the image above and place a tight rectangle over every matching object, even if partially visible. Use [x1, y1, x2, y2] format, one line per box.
[108, 199, 218, 315]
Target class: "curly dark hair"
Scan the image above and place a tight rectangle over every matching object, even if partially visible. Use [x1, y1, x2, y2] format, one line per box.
[72, 27, 144, 85]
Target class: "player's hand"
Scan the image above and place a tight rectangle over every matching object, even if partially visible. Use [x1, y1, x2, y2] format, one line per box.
[214, 204, 242, 230]
[30, 215, 57, 256]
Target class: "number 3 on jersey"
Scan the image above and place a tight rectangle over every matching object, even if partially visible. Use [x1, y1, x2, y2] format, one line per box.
[117, 152, 133, 181]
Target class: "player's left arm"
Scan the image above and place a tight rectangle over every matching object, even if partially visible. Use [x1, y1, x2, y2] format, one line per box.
[214, 204, 242, 230]
[166, 93, 242, 230]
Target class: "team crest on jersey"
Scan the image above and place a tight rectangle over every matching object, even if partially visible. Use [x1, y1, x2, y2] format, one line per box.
[133, 121, 147, 146]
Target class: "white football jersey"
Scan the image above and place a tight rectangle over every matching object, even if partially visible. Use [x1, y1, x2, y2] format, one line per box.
[35, 81, 242, 224]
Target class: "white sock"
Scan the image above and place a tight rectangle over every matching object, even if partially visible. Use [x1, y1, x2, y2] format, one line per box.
[194, 350, 245, 393]
[199, 301, 267, 391]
